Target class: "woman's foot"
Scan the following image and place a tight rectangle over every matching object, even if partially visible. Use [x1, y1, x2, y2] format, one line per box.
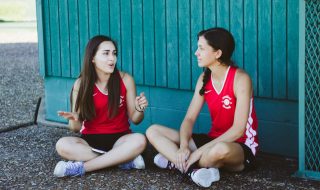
[153, 153, 176, 170]
[189, 168, 220, 188]
[118, 155, 145, 170]
[53, 161, 85, 177]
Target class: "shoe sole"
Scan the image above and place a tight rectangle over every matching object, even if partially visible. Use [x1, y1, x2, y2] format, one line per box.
[192, 168, 220, 188]
[53, 161, 67, 177]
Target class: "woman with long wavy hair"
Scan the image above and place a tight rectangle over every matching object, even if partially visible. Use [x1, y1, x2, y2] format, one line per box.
[53, 35, 148, 177]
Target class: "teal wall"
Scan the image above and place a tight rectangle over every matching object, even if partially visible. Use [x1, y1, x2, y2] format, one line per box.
[44, 77, 298, 157]
[37, 0, 299, 157]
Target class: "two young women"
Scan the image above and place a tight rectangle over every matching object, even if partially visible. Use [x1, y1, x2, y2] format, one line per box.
[53, 28, 258, 188]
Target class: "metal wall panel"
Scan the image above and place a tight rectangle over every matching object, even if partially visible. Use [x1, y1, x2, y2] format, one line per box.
[37, 0, 300, 100]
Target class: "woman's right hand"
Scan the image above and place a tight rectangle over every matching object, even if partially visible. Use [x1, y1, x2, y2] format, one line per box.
[175, 147, 191, 173]
[57, 111, 79, 121]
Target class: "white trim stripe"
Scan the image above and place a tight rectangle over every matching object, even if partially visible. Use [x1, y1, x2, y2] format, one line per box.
[211, 66, 230, 95]
[95, 83, 108, 95]
[244, 98, 258, 155]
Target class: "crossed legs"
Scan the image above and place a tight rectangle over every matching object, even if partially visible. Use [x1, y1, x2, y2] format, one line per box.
[55, 133, 146, 172]
[146, 124, 245, 172]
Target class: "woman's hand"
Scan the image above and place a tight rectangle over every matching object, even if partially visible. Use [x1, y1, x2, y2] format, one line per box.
[57, 111, 81, 132]
[186, 149, 202, 171]
[175, 147, 191, 173]
[57, 111, 79, 121]
[135, 92, 148, 112]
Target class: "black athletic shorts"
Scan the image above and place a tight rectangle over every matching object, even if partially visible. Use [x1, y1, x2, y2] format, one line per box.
[81, 131, 130, 152]
[192, 133, 256, 171]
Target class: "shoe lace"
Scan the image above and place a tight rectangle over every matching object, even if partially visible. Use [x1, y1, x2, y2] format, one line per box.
[166, 161, 176, 170]
[180, 168, 198, 183]
[65, 162, 84, 176]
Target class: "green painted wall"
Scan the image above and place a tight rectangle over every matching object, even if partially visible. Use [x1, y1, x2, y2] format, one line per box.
[37, 0, 299, 157]
[44, 77, 298, 157]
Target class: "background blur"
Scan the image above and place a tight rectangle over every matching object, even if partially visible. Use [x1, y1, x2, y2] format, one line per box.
[0, 0, 36, 22]
[0, 0, 37, 43]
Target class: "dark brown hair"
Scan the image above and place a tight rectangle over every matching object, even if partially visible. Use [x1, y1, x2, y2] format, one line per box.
[72, 35, 121, 121]
[198, 27, 235, 96]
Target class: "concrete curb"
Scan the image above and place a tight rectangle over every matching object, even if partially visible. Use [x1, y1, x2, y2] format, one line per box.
[36, 97, 68, 129]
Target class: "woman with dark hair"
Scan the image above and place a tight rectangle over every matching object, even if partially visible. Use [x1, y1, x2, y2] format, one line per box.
[53, 35, 148, 177]
[146, 28, 258, 187]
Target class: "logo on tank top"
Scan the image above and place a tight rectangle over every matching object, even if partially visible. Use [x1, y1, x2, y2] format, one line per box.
[221, 95, 232, 109]
[119, 96, 124, 107]
[204, 90, 212, 94]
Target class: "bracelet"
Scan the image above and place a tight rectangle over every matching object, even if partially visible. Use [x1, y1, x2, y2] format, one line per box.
[135, 106, 144, 113]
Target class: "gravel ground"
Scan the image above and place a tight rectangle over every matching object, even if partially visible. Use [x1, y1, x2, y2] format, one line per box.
[1, 22, 320, 189]
[1, 125, 320, 190]
[0, 42, 43, 131]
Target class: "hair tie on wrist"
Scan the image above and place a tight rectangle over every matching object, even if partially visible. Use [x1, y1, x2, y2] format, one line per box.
[135, 106, 144, 112]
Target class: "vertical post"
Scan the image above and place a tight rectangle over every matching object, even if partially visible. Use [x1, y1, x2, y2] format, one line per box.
[298, 0, 306, 175]
[35, 0, 45, 76]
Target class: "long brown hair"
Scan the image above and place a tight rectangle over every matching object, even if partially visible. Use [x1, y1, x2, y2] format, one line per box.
[72, 35, 121, 121]
[198, 28, 235, 96]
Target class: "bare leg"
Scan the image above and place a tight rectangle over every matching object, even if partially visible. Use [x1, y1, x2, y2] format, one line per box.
[198, 142, 245, 171]
[56, 136, 98, 161]
[83, 133, 146, 172]
[55, 133, 146, 172]
[146, 124, 197, 163]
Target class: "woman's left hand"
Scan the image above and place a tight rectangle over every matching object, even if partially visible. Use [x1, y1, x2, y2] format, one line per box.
[135, 92, 148, 112]
[186, 149, 202, 171]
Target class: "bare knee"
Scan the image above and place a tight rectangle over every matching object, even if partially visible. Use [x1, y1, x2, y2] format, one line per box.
[131, 133, 147, 153]
[200, 142, 230, 167]
[55, 137, 77, 158]
[146, 124, 162, 141]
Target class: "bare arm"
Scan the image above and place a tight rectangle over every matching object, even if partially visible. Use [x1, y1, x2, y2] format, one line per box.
[122, 73, 148, 124]
[176, 74, 205, 172]
[179, 74, 205, 149]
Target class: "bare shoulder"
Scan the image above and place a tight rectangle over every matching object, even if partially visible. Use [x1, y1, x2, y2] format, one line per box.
[234, 68, 252, 96]
[198, 72, 205, 80]
[235, 68, 252, 86]
[196, 72, 205, 84]
[194, 72, 206, 91]
[73, 78, 81, 91]
[120, 71, 135, 88]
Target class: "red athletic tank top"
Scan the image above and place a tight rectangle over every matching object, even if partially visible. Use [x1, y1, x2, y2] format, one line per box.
[203, 66, 258, 155]
[81, 78, 130, 134]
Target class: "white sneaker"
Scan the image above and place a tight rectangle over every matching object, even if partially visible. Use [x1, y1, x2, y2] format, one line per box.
[132, 154, 145, 169]
[53, 161, 85, 177]
[190, 168, 220, 188]
[119, 154, 145, 170]
[154, 153, 176, 169]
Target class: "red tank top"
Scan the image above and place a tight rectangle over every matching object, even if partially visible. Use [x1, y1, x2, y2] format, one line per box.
[203, 66, 258, 155]
[81, 78, 130, 134]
